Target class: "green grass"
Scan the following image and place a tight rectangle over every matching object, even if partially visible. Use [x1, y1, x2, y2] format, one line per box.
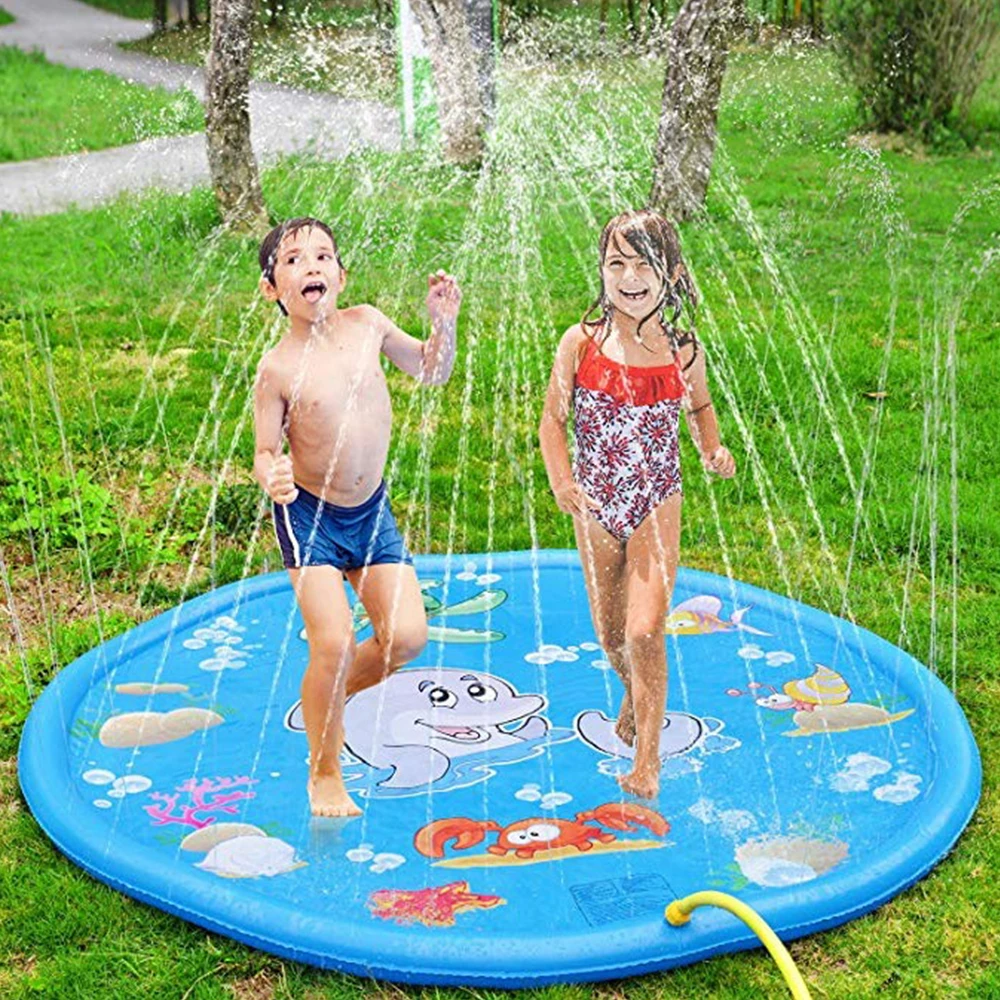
[0, 8, 14, 27]
[1, 31, 999, 1000]
[0, 46, 204, 162]
[123, 15, 396, 103]
[80, 0, 386, 28]
[76, 0, 153, 18]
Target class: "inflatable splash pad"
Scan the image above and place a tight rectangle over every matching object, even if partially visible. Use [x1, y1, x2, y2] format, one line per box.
[19, 550, 980, 986]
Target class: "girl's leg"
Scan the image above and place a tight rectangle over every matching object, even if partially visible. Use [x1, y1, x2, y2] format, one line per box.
[572, 513, 632, 743]
[344, 563, 428, 697]
[620, 492, 682, 798]
[289, 566, 361, 817]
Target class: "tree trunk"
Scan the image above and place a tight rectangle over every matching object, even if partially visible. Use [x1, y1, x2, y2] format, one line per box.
[626, 0, 639, 41]
[409, 0, 490, 167]
[153, 0, 168, 31]
[649, 0, 741, 221]
[205, 0, 270, 233]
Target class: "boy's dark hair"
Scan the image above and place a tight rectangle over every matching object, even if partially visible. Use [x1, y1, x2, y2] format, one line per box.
[582, 209, 699, 367]
[258, 217, 345, 300]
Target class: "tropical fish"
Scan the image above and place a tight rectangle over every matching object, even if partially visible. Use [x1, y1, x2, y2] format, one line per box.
[664, 596, 770, 636]
[351, 586, 508, 644]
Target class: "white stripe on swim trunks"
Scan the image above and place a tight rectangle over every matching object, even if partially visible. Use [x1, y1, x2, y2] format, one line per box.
[281, 505, 301, 567]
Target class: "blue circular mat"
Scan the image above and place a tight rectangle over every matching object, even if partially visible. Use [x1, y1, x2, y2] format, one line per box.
[19, 550, 980, 986]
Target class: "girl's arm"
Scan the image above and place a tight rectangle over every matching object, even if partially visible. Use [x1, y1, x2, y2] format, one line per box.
[539, 326, 600, 515]
[679, 341, 736, 478]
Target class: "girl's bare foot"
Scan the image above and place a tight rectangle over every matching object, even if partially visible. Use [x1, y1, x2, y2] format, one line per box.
[308, 773, 362, 817]
[618, 766, 660, 800]
[615, 694, 636, 747]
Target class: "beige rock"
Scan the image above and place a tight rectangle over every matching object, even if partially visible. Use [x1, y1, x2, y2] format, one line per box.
[99, 708, 224, 748]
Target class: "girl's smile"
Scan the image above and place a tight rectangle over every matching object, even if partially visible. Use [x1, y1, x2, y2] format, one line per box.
[602, 235, 665, 320]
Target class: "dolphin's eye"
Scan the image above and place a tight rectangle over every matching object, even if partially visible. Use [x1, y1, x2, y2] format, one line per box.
[427, 686, 457, 708]
[467, 682, 497, 702]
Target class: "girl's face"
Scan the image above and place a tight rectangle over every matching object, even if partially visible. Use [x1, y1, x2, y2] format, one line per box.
[601, 231, 665, 320]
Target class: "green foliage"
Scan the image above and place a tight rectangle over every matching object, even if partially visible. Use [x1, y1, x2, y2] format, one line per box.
[0, 46, 204, 162]
[76, 0, 154, 18]
[827, 0, 1000, 141]
[0, 610, 136, 754]
[0, 468, 116, 550]
[0, 8, 14, 27]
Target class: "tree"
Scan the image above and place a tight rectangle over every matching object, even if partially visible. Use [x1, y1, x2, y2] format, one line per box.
[649, 0, 742, 221]
[205, 0, 270, 233]
[409, 0, 492, 166]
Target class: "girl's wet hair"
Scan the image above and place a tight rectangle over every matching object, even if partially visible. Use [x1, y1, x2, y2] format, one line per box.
[258, 218, 345, 313]
[582, 209, 699, 366]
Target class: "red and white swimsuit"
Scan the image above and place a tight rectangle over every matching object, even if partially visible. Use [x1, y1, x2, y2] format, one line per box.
[573, 334, 685, 541]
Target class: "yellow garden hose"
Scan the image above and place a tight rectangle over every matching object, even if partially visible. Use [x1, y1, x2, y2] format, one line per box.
[666, 891, 813, 999]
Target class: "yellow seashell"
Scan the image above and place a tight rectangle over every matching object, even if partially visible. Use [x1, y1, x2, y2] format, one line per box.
[783, 664, 850, 706]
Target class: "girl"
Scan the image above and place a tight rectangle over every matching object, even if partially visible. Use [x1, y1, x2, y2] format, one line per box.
[539, 209, 735, 800]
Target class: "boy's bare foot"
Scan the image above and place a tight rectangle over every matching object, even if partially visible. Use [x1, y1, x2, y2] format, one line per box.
[308, 774, 362, 818]
[615, 695, 636, 747]
[618, 766, 660, 800]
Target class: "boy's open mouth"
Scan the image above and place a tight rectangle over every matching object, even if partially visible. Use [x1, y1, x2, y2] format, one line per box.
[302, 281, 327, 303]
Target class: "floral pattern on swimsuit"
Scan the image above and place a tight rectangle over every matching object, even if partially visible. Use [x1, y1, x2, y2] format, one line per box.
[573, 335, 685, 542]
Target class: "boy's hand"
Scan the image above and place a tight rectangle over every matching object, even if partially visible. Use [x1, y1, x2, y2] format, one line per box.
[266, 455, 299, 505]
[426, 270, 462, 322]
[553, 481, 601, 518]
[704, 446, 736, 479]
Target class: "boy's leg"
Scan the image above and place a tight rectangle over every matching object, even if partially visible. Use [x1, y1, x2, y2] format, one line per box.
[344, 563, 428, 697]
[289, 565, 361, 818]
[572, 514, 631, 742]
[620, 492, 682, 799]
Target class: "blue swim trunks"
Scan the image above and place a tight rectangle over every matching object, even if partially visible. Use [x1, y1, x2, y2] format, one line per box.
[272, 481, 413, 572]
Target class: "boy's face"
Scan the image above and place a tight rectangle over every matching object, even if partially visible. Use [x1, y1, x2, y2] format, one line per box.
[601, 231, 664, 320]
[260, 226, 345, 321]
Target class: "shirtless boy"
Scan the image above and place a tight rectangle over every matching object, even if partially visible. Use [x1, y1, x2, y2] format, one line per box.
[253, 217, 460, 817]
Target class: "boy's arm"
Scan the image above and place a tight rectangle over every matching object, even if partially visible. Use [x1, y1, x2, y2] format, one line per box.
[253, 357, 298, 503]
[377, 273, 460, 385]
[679, 342, 735, 478]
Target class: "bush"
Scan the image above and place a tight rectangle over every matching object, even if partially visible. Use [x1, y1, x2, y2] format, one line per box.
[0, 469, 116, 550]
[828, 0, 1000, 140]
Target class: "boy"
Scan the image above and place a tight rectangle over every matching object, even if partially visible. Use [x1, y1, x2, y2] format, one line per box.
[253, 217, 460, 817]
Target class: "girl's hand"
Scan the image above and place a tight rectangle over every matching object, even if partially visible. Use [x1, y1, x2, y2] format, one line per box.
[704, 446, 736, 479]
[266, 454, 299, 505]
[427, 270, 462, 321]
[553, 481, 601, 518]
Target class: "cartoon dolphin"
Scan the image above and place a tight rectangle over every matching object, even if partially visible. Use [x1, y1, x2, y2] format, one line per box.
[575, 710, 707, 761]
[664, 596, 771, 636]
[285, 668, 551, 790]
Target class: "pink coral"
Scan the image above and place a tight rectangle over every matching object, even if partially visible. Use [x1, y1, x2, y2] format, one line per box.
[144, 775, 258, 830]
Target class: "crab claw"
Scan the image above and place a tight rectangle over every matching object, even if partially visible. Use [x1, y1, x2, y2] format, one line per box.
[414, 817, 502, 858]
[577, 801, 670, 837]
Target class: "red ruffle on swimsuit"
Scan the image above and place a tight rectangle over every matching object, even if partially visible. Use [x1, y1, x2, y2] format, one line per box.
[573, 334, 685, 541]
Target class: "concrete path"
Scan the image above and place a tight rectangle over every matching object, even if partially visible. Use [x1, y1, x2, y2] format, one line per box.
[0, 0, 400, 215]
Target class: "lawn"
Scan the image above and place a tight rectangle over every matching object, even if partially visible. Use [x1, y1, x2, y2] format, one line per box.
[1, 21, 999, 1000]
[0, 46, 203, 162]
[75, 0, 152, 18]
[121, 10, 396, 103]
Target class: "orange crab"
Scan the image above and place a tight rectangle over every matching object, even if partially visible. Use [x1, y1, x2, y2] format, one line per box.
[415, 801, 669, 860]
